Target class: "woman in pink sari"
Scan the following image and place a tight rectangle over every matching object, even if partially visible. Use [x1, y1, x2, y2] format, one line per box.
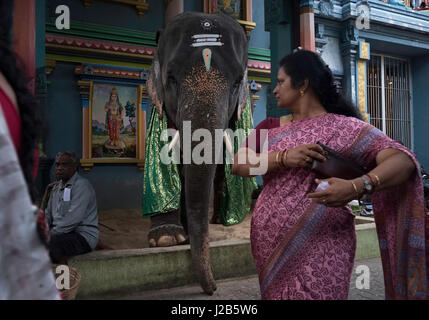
[232, 50, 428, 300]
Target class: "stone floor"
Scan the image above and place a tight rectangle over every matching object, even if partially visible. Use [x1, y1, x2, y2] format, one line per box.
[117, 257, 384, 300]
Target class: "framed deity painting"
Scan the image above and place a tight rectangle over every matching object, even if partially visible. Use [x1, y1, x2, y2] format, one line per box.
[204, 0, 255, 36]
[91, 83, 138, 158]
[210, 0, 243, 19]
[80, 80, 146, 170]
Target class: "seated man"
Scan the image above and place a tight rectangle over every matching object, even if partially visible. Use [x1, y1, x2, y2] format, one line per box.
[45, 151, 99, 263]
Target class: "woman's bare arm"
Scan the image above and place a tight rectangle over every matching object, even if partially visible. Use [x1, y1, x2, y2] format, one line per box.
[231, 143, 326, 178]
[361, 148, 416, 191]
[231, 147, 281, 178]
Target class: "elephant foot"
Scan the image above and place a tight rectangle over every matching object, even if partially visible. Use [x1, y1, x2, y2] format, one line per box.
[148, 211, 188, 247]
[148, 224, 188, 247]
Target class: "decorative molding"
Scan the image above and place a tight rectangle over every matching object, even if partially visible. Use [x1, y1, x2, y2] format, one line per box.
[75, 65, 149, 81]
[46, 20, 157, 47]
[46, 34, 156, 62]
[82, 0, 149, 18]
[248, 47, 271, 62]
[247, 60, 271, 72]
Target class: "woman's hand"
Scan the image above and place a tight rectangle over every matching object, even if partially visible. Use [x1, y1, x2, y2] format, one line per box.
[285, 143, 326, 168]
[308, 178, 360, 207]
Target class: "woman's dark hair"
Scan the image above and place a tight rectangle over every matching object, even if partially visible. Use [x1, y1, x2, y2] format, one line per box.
[0, 0, 41, 201]
[279, 49, 362, 120]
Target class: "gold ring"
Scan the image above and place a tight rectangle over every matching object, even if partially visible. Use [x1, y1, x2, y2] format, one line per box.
[322, 199, 327, 204]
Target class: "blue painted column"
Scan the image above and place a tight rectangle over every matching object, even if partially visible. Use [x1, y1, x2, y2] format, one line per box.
[264, 0, 295, 118]
[412, 55, 429, 169]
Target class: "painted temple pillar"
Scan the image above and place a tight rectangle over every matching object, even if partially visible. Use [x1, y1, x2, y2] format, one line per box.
[13, 0, 36, 94]
[356, 41, 370, 122]
[264, 0, 295, 118]
[165, 0, 184, 24]
[299, 0, 315, 52]
[340, 20, 359, 106]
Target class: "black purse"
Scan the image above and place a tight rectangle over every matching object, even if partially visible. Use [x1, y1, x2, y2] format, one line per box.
[311, 142, 366, 180]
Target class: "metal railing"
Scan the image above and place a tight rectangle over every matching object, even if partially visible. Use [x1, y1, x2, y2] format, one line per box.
[366, 54, 412, 149]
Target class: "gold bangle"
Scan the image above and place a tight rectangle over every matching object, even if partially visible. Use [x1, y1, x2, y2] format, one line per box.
[373, 174, 381, 187]
[351, 181, 360, 199]
[282, 149, 289, 167]
[275, 151, 282, 167]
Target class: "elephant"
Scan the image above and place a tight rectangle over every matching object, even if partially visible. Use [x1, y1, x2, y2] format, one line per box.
[146, 12, 250, 295]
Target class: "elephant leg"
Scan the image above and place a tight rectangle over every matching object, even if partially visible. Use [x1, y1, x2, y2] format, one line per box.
[148, 211, 188, 247]
[211, 164, 225, 224]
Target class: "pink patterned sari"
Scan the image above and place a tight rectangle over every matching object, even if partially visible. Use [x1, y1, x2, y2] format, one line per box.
[251, 113, 429, 300]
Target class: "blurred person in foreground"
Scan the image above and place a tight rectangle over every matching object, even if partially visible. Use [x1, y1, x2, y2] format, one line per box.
[0, 0, 60, 299]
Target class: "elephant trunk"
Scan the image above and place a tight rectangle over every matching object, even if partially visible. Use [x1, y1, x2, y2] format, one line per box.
[183, 163, 217, 295]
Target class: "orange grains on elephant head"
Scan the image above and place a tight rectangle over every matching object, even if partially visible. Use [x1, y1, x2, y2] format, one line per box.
[183, 66, 228, 105]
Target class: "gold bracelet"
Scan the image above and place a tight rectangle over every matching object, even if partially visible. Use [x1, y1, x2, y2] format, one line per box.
[373, 174, 381, 187]
[351, 181, 360, 199]
[282, 149, 289, 167]
[275, 151, 282, 168]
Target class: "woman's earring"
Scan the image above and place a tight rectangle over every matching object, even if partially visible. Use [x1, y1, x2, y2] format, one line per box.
[300, 89, 305, 97]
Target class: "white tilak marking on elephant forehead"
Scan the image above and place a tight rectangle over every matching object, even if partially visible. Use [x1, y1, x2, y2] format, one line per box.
[191, 42, 223, 47]
[192, 34, 221, 39]
[191, 34, 223, 47]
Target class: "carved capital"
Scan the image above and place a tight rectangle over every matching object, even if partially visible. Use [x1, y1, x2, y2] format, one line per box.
[318, 0, 334, 16]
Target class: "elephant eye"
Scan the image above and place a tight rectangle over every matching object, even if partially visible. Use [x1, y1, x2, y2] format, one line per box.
[168, 75, 177, 85]
[167, 75, 179, 95]
[231, 79, 241, 93]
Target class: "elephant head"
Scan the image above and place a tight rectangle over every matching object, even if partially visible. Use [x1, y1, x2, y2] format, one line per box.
[147, 12, 249, 295]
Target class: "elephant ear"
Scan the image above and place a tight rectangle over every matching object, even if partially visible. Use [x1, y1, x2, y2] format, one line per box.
[147, 55, 164, 119]
[147, 29, 164, 119]
[236, 68, 249, 121]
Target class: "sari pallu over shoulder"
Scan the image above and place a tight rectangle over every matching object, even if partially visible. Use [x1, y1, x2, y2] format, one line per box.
[347, 125, 429, 300]
[252, 113, 429, 300]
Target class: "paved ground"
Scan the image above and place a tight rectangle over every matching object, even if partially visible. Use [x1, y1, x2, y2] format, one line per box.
[118, 257, 384, 300]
